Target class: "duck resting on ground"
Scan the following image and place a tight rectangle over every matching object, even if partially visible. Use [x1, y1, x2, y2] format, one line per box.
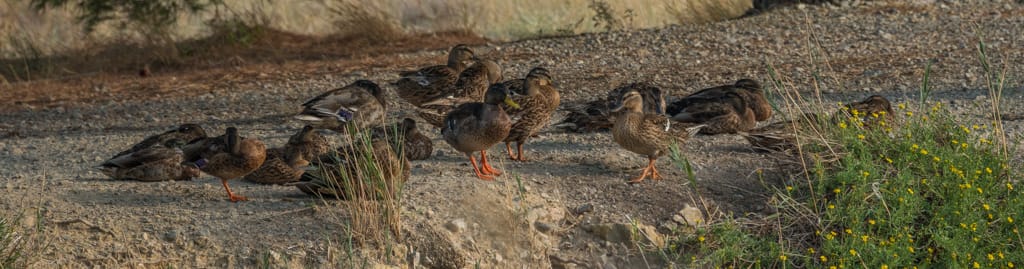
[394, 44, 478, 107]
[295, 80, 387, 133]
[98, 139, 201, 182]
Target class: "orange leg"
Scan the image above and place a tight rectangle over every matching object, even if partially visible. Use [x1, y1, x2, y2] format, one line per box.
[513, 142, 528, 162]
[469, 155, 495, 181]
[479, 151, 502, 176]
[648, 157, 663, 180]
[505, 142, 518, 159]
[628, 158, 658, 183]
[221, 179, 248, 202]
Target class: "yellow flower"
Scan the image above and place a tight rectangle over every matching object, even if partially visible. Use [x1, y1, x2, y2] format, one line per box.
[857, 134, 865, 140]
[983, 204, 991, 210]
[882, 265, 889, 269]
[820, 255, 828, 262]
[920, 149, 928, 155]
[808, 248, 815, 254]
[1009, 217, 1014, 223]
[1008, 183, 1014, 190]
[961, 143, 968, 149]
[1009, 262, 1015, 268]
[907, 188, 914, 195]
[898, 103, 906, 109]
[698, 236, 705, 242]
[862, 171, 870, 177]
[861, 235, 869, 242]
[974, 262, 980, 268]
[906, 111, 914, 117]
[828, 204, 835, 209]
[932, 156, 940, 162]
[989, 253, 996, 261]
[869, 219, 876, 225]
[986, 167, 993, 174]
[850, 249, 858, 256]
[839, 121, 848, 129]
[845, 228, 852, 234]
[973, 124, 980, 130]
[885, 157, 893, 164]
[833, 188, 841, 194]
[779, 255, 788, 262]
[786, 186, 793, 191]
[978, 188, 984, 194]
[908, 246, 915, 253]
[911, 144, 919, 150]
[921, 178, 928, 184]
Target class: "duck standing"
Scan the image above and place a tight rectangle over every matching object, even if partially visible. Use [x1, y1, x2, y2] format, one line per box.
[184, 127, 266, 202]
[611, 88, 703, 183]
[502, 67, 559, 161]
[441, 83, 519, 180]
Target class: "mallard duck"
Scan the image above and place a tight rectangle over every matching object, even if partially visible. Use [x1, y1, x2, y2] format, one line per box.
[371, 118, 434, 161]
[501, 67, 560, 161]
[416, 59, 503, 127]
[243, 126, 326, 184]
[668, 89, 756, 134]
[738, 113, 822, 153]
[556, 82, 664, 133]
[668, 79, 772, 122]
[395, 44, 477, 107]
[611, 89, 704, 183]
[184, 127, 267, 202]
[111, 123, 207, 158]
[295, 138, 409, 200]
[295, 80, 386, 132]
[441, 83, 519, 180]
[839, 95, 894, 127]
[97, 139, 201, 182]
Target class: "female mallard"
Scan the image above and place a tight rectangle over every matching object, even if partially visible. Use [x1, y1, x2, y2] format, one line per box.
[501, 67, 560, 161]
[243, 126, 327, 184]
[738, 113, 822, 153]
[372, 118, 434, 161]
[395, 44, 477, 107]
[668, 90, 756, 135]
[98, 139, 200, 182]
[295, 80, 386, 132]
[557, 82, 664, 133]
[840, 95, 894, 128]
[416, 59, 503, 128]
[441, 83, 519, 180]
[668, 79, 771, 122]
[295, 138, 409, 200]
[111, 123, 207, 158]
[184, 127, 267, 202]
[611, 89, 703, 183]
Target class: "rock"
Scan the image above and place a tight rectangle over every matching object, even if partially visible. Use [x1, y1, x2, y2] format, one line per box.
[635, 223, 665, 248]
[534, 221, 555, 234]
[677, 206, 705, 227]
[163, 230, 178, 242]
[584, 223, 631, 243]
[444, 219, 467, 233]
[574, 203, 594, 215]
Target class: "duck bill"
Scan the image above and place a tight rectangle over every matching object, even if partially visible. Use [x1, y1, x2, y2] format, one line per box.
[503, 97, 520, 109]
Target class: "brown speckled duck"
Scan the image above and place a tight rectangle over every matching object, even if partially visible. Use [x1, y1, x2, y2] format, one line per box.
[243, 126, 327, 184]
[441, 83, 519, 180]
[111, 123, 207, 159]
[184, 127, 266, 202]
[668, 88, 756, 135]
[611, 89, 703, 183]
[295, 138, 409, 200]
[416, 59, 503, 128]
[395, 44, 477, 107]
[501, 67, 559, 161]
[738, 113, 822, 153]
[557, 82, 664, 133]
[840, 95, 894, 128]
[295, 80, 386, 132]
[372, 118, 434, 161]
[669, 79, 772, 122]
[98, 139, 200, 182]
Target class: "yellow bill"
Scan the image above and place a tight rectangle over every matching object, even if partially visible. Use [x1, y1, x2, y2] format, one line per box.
[503, 97, 520, 109]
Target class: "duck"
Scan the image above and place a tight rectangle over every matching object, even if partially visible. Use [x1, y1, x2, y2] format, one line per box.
[441, 83, 519, 180]
[556, 82, 664, 133]
[501, 67, 560, 161]
[243, 126, 326, 184]
[667, 89, 756, 135]
[295, 138, 409, 200]
[371, 118, 434, 161]
[839, 95, 894, 128]
[668, 79, 772, 122]
[394, 44, 477, 107]
[110, 123, 207, 158]
[416, 59, 503, 128]
[611, 89, 704, 183]
[184, 127, 267, 202]
[97, 139, 201, 182]
[295, 80, 386, 132]
[738, 113, 822, 153]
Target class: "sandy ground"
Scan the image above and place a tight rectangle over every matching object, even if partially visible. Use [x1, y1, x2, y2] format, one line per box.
[1, 1, 1023, 268]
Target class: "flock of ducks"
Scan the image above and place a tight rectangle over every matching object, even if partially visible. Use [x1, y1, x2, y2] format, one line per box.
[97, 44, 895, 202]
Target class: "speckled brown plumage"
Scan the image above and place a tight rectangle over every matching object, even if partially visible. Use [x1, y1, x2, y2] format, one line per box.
[611, 89, 703, 183]
[98, 139, 200, 182]
[840, 95, 895, 128]
[111, 123, 207, 159]
[668, 79, 772, 122]
[243, 126, 325, 184]
[295, 80, 386, 132]
[442, 83, 517, 180]
[557, 82, 664, 133]
[185, 127, 266, 202]
[295, 138, 409, 200]
[395, 45, 476, 107]
[501, 67, 559, 161]
[416, 59, 503, 128]
[372, 118, 434, 161]
[668, 89, 757, 135]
